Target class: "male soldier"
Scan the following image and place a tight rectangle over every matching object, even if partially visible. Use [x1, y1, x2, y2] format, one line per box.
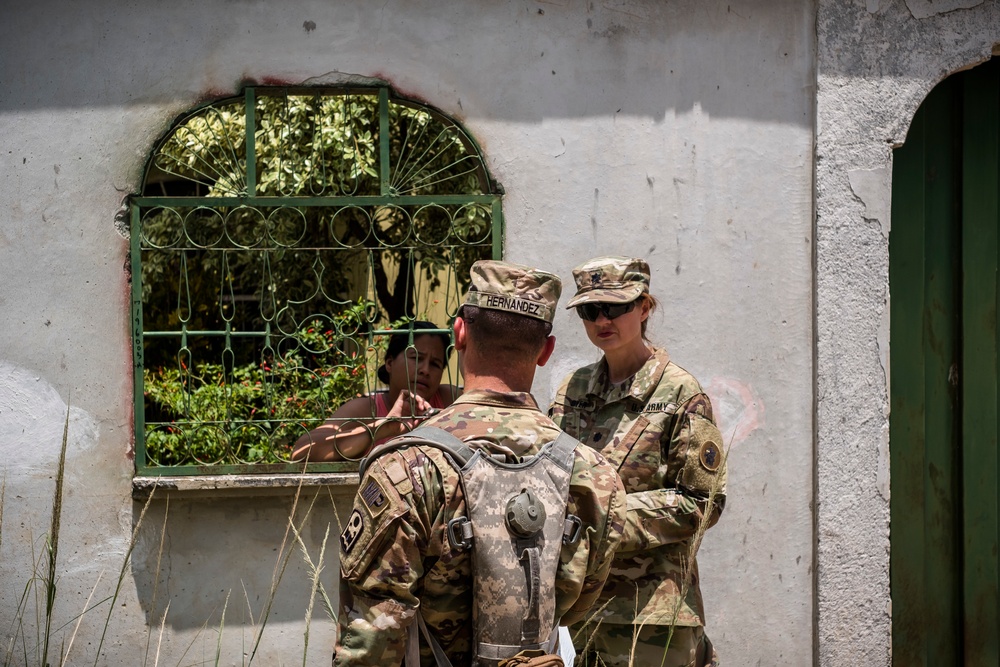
[333, 260, 626, 667]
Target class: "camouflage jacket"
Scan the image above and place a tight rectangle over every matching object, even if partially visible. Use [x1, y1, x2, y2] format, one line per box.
[549, 348, 727, 627]
[333, 389, 626, 666]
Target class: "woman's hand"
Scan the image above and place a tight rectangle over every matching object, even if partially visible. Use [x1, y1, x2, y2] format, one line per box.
[386, 389, 434, 420]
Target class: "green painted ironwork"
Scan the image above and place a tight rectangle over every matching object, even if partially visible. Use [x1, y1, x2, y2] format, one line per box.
[131, 86, 504, 476]
[890, 58, 1000, 665]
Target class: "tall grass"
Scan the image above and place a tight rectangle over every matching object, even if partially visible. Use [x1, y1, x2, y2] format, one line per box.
[1, 408, 341, 667]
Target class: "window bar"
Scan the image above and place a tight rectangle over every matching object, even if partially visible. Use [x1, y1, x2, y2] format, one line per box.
[379, 87, 390, 196]
[405, 246, 416, 318]
[223, 322, 235, 424]
[245, 87, 256, 197]
[444, 246, 460, 319]
[492, 198, 504, 260]
[178, 251, 191, 324]
[131, 203, 146, 470]
[179, 325, 191, 419]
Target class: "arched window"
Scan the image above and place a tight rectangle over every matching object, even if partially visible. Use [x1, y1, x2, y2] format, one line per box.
[131, 87, 502, 475]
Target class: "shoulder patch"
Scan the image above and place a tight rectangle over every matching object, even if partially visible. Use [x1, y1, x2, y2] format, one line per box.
[699, 440, 722, 472]
[360, 477, 389, 517]
[340, 509, 365, 555]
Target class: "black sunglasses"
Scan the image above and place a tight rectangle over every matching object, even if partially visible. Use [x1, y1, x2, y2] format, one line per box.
[576, 300, 637, 322]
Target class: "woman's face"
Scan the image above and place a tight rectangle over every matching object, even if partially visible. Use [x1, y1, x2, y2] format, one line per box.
[385, 334, 448, 398]
[581, 298, 650, 356]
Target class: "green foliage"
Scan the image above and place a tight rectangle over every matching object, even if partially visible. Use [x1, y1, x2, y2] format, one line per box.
[143, 303, 379, 466]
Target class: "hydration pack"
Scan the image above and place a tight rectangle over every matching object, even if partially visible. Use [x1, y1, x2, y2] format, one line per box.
[361, 426, 583, 667]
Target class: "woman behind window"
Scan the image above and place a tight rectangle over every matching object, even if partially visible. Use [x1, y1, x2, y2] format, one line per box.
[292, 321, 460, 461]
[548, 256, 726, 667]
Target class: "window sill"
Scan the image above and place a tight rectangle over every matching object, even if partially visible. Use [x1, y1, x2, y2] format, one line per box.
[132, 472, 360, 500]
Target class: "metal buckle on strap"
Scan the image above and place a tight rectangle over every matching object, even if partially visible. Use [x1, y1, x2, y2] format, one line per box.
[562, 514, 583, 545]
[447, 516, 473, 551]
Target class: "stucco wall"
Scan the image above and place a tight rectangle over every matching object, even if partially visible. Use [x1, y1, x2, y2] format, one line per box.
[1, 1, 814, 664]
[816, 0, 1000, 664]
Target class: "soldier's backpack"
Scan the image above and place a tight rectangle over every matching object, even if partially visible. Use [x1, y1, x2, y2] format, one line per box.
[360, 426, 584, 667]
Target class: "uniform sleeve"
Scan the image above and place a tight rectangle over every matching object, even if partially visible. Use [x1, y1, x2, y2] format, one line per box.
[547, 374, 573, 429]
[618, 393, 727, 555]
[556, 448, 627, 626]
[333, 453, 438, 667]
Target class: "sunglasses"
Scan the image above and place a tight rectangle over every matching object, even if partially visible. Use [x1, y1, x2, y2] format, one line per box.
[576, 300, 637, 322]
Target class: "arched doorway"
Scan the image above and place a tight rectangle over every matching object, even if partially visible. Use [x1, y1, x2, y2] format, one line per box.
[890, 57, 1000, 664]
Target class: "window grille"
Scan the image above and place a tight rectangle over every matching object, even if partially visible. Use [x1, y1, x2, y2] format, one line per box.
[131, 87, 502, 475]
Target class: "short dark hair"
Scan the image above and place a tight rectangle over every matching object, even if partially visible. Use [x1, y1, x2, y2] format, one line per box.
[377, 321, 452, 383]
[459, 306, 552, 361]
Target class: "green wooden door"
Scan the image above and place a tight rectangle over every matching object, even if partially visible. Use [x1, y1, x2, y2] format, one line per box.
[890, 58, 1000, 665]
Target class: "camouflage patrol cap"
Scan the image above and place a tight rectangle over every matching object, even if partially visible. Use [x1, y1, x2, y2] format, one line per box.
[462, 260, 562, 323]
[565, 255, 650, 308]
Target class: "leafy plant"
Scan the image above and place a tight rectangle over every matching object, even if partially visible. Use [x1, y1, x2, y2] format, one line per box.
[142, 301, 383, 466]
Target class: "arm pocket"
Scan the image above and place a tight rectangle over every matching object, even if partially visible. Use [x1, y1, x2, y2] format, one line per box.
[676, 413, 727, 497]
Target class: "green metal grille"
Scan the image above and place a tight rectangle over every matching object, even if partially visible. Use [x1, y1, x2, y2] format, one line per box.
[131, 86, 503, 475]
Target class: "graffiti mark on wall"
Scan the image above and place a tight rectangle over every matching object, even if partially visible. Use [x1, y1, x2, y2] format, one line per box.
[704, 376, 764, 447]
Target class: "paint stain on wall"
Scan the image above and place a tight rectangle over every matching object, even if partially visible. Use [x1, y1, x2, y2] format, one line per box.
[0, 361, 99, 474]
[704, 376, 764, 446]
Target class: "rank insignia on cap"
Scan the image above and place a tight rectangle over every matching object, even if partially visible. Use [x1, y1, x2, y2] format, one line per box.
[340, 509, 365, 554]
[699, 440, 722, 472]
[360, 477, 388, 517]
[590, 271, 602, 286]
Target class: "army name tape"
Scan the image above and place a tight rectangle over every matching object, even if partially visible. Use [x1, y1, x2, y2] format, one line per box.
[466, 291, 553, 322]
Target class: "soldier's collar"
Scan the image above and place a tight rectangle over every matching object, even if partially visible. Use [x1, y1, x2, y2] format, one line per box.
[587, 348, 670, 402]
[628, 347, 670, 401]
[451, 388, 541, 411]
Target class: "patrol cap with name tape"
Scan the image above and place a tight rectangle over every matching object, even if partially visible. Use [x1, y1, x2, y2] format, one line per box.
[565, 255, 650, 308]
[462, 260, 562, 323]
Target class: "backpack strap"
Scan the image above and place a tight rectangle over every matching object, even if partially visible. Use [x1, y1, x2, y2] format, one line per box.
[359, 425, 476, 478]
[404, 612, 455, 667]
[545, 431, 580, 472]
[359, 426, 480, 551]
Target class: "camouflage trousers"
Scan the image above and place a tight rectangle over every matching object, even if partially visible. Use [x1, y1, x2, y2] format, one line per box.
[572, 624, 718, 667]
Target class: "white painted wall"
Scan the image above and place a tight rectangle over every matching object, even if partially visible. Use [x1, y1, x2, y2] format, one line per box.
[1, 1, 815, 664]
[816, 1, 1000, 664]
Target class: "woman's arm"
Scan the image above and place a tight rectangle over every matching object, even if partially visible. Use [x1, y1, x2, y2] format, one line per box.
[291, 391, 434, 462]
[617, 393, 727, 553]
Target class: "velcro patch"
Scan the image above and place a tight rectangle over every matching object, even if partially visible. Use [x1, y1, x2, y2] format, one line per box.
[699, 440, 722, 472]
[340, 509, 365, 555]
[360, 477, 388, 517]
[677, 414, 726, 496]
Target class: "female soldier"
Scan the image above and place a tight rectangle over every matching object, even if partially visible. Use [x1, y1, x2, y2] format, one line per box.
[292, 321, 459, 461]
[549, 256, 725, 667]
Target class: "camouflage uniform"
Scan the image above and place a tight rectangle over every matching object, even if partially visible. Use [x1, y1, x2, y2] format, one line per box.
[334, 260, 627, 667]
[551, 256, 726, 666]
